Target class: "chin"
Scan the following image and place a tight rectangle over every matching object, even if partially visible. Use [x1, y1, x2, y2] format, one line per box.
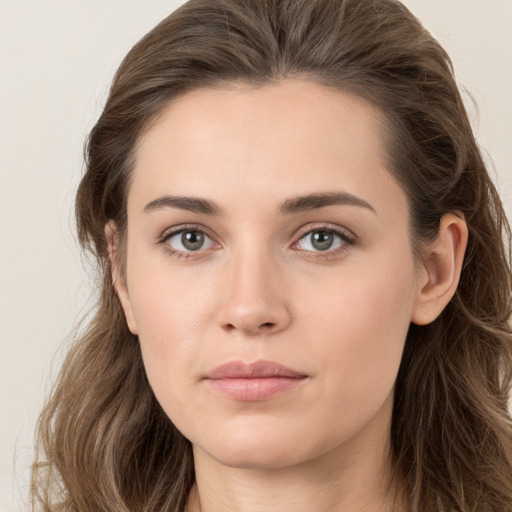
[201, 441, 304, 470]
[190, 419, 328, 471]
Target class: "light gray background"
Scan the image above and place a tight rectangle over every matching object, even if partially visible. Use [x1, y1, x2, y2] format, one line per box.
[1, 1, 511, 510]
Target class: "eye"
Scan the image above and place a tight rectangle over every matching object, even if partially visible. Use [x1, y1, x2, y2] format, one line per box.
[161, 227, 217, 256]
[293, 226, 355, 253]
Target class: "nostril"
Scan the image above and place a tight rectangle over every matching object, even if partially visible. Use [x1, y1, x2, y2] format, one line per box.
[223, 321, 276, 334]
[261, 322, 277, 331]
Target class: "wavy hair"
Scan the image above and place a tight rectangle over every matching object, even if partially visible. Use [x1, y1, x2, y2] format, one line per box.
[32, 0, 512, 510]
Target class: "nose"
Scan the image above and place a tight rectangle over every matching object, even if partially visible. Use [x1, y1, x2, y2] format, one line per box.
[216, 247, 291, 337]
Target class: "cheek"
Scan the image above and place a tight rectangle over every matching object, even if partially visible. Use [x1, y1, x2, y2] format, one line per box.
[126, 255, 219, 411]
[126, 237, 217, 340]
[305, 250, 416, 406]
[131, 273, 210, 366]
[133, 287, 205, 434]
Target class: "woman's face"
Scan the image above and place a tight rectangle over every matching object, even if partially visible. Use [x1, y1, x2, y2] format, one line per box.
[117, 80, 425, 469]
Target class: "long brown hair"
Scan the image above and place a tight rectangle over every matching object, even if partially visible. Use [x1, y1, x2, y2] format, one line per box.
[32, 0, 512, 510]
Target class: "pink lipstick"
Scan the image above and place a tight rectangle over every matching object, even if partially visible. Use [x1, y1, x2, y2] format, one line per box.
[204, 360, 308, 401]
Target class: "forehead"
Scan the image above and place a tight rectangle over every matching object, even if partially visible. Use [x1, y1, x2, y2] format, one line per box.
[129, 79, 406, 221]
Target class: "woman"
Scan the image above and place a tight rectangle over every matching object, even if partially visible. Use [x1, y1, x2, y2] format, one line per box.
[31, 0, 512, 510]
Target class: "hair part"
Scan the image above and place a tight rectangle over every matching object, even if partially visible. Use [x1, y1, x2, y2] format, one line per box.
[32, 0, 512, 510]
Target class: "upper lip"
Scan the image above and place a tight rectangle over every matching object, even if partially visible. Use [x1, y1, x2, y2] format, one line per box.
[205, 360, 308, 379]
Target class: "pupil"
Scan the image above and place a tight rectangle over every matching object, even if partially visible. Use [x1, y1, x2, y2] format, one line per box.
[312, 231, 333, 251]
[182, 231, 204, 251]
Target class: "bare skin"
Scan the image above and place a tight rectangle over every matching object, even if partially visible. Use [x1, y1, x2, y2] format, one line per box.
[109, 79, 468, 512]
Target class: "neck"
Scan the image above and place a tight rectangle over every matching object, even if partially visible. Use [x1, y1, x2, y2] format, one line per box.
[185, 396, 405, 512]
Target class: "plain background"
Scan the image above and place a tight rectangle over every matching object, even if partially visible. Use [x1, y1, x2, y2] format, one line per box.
[1, 1, 511, 510]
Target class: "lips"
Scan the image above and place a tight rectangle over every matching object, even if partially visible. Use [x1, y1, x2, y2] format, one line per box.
[204, 360, 308, 401]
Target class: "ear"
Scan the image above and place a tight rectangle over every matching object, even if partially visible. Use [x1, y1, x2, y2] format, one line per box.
[105, 222, 138, 335]
[411, 213, 468, 326]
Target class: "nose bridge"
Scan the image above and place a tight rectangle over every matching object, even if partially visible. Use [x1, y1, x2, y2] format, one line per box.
[217, 237, 290, 336]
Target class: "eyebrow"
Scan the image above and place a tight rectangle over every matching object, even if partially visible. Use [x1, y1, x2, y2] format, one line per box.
[278, 191, 376, 215]
[143, 191, 376, 216]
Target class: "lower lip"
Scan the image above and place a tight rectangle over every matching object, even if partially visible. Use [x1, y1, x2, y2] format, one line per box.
[206, 377, 306, 401]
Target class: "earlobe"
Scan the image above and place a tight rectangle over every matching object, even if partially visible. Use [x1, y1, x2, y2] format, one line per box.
[105, 222, 139, 335]
[411, 213, 468, 326]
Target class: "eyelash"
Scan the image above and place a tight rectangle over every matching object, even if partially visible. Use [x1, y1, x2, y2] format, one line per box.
[157, 223, 356, 261]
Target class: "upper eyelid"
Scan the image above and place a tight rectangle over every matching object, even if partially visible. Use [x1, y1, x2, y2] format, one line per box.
[160, 223, 355, 243]
[295, 223, 355, 240]
[159, 223, 216, 242]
